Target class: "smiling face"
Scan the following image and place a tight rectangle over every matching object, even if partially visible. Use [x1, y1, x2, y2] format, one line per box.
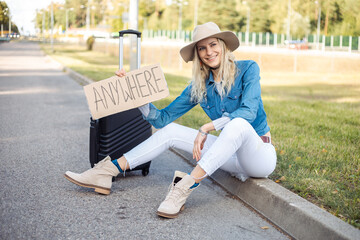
[196, 37, 222, 69]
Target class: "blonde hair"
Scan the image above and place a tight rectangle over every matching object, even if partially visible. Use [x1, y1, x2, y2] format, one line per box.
[190, 39, 237, 103]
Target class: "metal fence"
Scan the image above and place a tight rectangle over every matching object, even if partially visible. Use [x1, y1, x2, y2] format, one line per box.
[142, 29, 360, 53]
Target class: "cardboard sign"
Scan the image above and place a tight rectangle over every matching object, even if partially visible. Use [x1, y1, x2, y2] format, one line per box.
[84, 64, 169, 120]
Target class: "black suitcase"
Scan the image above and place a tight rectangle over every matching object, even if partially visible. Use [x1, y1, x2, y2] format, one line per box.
[89, 30, 152, 176]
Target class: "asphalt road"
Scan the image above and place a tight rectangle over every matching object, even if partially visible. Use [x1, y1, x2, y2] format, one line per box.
[0, 41, 289, 240]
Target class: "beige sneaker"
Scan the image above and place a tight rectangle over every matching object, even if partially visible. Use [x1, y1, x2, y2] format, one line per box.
[157, 171, 199, 218]
[64, 156, 120, 195]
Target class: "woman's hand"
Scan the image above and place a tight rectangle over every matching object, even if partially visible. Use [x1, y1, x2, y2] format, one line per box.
[193, 131, 207, 161]
[193, 123, 214, 161]
[115, 69, 126, 77]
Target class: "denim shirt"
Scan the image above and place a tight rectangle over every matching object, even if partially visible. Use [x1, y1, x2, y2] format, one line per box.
[143, 60, 270, 136]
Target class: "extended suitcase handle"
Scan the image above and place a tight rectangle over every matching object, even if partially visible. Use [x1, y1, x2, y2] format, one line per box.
[118, 29, 141, 70]
[119, 29, 141, 38]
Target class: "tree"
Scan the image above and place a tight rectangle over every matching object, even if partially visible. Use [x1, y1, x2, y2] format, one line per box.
[250, 0, 273, 33]
[268, 0, 287, 34]
[0, 1, 10, 29]
[282, 10, 310, 39]
[146, 0, 167, 30]
[339, 0, 360, 35]
[198, 0, 243, 31]
[32, 0, 360, 37]
[0, 1, 19, 34]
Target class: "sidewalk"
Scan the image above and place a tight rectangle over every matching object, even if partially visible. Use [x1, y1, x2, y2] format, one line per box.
[65, 45, 360, 240]
[0, 41, 290, 239]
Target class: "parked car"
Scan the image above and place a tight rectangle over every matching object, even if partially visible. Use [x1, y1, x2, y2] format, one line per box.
[285, 40, 309, 50]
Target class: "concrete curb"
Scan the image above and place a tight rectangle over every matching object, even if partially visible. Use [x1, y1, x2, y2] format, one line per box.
[63, 66, 93, 86]
[171, 148, 360, 240]
[42, 54, 93, 87]
[61, 63, 360, 240]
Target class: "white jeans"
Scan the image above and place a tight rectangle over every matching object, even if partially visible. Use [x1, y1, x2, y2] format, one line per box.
[124, 118, 277, 181]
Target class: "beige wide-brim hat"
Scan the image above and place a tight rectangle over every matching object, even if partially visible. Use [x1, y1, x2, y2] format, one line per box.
[180, 22, 240, 63]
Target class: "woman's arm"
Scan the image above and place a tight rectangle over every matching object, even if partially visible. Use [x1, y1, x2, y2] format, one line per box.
[138, 104, 150, 117]
[144, 85, 197, 128]
[193, 122, 215, 161]
[212, 116, 231, 131]
[115, 69, 197, 129]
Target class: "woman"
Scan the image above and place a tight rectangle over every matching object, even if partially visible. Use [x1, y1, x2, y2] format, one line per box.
[64, 22, 277, 219]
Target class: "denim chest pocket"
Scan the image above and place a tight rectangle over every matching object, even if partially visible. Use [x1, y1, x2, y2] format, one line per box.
[200, 101, 215, 110]
[224, 89, 242, 112]
[227, 88, 242, 100]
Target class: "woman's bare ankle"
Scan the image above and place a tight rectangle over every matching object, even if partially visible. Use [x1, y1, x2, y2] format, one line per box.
[118, 156, 130, 171]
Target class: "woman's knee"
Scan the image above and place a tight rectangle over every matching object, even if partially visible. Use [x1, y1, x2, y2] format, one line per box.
[241, 146, 277, 178]
[227, 118, 251, 128]
[221, 118, 254, 140]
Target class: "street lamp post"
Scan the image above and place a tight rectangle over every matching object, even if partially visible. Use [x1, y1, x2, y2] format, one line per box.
[286, 0, 291, 43]
[8, 9, 11, 36]
[129, 0, 139, 70]
[66, 9, 69, 36]
[315, 1, 321, 50]
[242, 1, 250, 46]
[86, 0, 90, 32]
[39, 9, 48, 42]
[194, 0, 198, 28]
[177, 0, 188, 33]
[51, 1, 54, 52]
[66, 8, 74, 37]
[4, 8, 11, 36]
[42, 11, 45, 38]
[178, 2, 182, 32]
[286, 0, 291, 41]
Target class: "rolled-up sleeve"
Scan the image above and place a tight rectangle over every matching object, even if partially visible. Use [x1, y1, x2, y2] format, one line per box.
[212, 116, 231, 131]
[138, 104, 150, 117]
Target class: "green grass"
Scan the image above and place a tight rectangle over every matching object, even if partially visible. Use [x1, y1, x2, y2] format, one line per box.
[262, 78, 360, 227]
[43, 43, 120, 81]
[41, 42, 360, 228]
[265, 92, 360, 227]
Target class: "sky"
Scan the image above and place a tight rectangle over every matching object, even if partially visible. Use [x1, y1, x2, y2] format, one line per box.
[5, 0, 173, 35]
[4, 0, 64, 35]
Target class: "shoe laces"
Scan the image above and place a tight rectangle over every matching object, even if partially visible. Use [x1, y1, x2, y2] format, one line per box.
[165, 183, 188, 202]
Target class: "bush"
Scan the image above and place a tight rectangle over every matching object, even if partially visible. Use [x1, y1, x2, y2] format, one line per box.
[86, 36, 95, 50]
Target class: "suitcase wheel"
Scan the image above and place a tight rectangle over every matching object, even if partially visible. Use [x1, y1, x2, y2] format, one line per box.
[142, 168, 149, 176]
